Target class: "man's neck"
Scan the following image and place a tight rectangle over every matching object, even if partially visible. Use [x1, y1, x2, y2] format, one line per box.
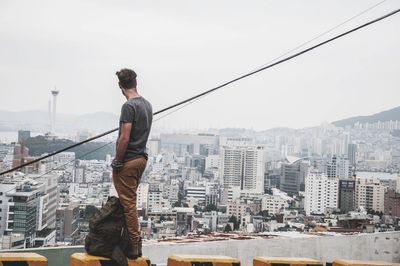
[124, 89, 140, 100]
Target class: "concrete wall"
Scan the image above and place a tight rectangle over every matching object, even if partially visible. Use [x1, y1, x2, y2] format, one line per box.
[1, 232, 399, 266]
[143, 232, 400, 265]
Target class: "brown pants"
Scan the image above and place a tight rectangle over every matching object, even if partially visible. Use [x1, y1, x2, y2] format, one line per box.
[112, 157, 147, 243]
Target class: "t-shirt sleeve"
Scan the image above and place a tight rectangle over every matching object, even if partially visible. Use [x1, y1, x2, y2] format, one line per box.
[120, 103, 135, 123]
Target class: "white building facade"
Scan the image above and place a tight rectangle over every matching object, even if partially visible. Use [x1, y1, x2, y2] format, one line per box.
[305, 172, 339, 215]
[220, 146, 264, 194]
[261, 194, 289, 215]
[355, 177, 385, 212]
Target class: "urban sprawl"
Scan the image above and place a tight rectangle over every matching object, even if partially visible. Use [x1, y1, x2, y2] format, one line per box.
[0, 121, 400, 249]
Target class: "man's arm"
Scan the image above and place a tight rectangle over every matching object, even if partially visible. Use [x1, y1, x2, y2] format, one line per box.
[115, 122, 132, 161]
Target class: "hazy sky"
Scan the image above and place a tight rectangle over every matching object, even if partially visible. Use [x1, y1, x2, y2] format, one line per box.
[0, 0, 399, 131]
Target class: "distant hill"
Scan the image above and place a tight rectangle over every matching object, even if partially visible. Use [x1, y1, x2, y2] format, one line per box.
[25, 135, 115, 160]
[0, 110, 118, 132]
[333, 106, 400, 128]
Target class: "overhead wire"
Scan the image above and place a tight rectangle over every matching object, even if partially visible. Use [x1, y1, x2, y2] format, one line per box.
[155, 0, 390, 123]
[251, 0, 388, 72]
[1, 6, 399, 176]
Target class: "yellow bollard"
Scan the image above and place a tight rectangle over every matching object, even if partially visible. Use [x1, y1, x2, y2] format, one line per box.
[0, 252, 47, 266]
[167, 254, 240, 266]
[253, 256, 322, 266]
[70, 253, 150, 266]
[333, 259, 400, 266]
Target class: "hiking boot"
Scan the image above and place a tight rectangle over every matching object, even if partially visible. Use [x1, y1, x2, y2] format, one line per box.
[126, 237, 142, 260]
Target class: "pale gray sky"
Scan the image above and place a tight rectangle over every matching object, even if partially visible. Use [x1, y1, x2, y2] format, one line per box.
[0, 0, 399, 131]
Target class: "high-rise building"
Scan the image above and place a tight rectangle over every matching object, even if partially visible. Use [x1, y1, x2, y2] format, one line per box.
[0, 181, 18, 236]
[34, 174, 58, 231]
[199, 144, 218, 156]
[56, 202, 79, 243]
[220, 146, 264, 194]
[338, 179, 355, 213]
[347, 144, 357, 167]
[3, 174, 58, 248]
[384, 189, 400, 217]
[304, 172, 339, 215]
[17, 130, 30, 144]
[205, 193, 218, 206]
[147, 139, 161, 156]
[137, 183, 150, 209]
[13, 144, 29, 160]
[264, 172, 281, 192]
[205, 155, 220, 169]
[164, 184, 179, 206]
[74, 167, 85, 183]
[5, 180, 42, 247]
[280, 157, 308, 196]
[327, 155, 351, 179]
[219, 137, 254, 147]
[188, 155, 206, 175]
[160, 133, 218, 156]
[0, 145, 14, 173]
[355, 178, 385, 212]
[220, 147, 242, 188]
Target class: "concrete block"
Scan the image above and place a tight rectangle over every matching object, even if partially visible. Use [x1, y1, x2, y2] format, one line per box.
[253, 256, 322, 266]
[0, 252, 48, 266]
[333, 259, 400, 266]
[167, 254, 240, 266]
[70, 253, 150, 266]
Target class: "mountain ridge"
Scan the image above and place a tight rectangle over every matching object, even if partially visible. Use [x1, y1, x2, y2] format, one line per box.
[333, 106, 400, 128]
[0, 110, 119, 132]
[1, 106, 400, 132]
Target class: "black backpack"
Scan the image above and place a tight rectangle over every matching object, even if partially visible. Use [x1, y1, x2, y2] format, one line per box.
[85, 196, 131, 266]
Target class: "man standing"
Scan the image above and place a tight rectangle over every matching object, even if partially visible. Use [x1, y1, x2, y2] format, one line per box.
[112, 68, 153, 258]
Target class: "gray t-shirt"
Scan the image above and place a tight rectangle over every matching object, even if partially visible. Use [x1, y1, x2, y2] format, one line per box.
[118, 96, 153, 161]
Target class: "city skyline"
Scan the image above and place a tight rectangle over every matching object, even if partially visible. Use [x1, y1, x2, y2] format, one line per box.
[1, 114, 400, 261]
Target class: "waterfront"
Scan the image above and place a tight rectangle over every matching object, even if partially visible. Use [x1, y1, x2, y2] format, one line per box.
[0, 131, 42, 143]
